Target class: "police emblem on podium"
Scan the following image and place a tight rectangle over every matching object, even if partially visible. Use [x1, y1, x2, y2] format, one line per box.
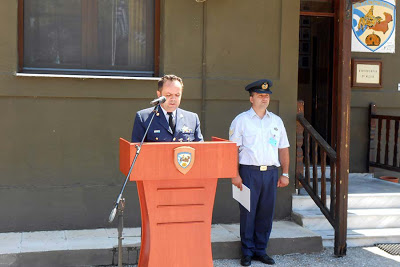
[174, 146, 195, 174]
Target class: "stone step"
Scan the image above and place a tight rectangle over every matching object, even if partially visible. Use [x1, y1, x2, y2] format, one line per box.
[300, 168, 375, 179]
[292, 208, 400, 231]
[0, 221, 322, 267]
[315, 228, 400, 247]
[292, 193, 400, 210]
[306, 166, 332, 178]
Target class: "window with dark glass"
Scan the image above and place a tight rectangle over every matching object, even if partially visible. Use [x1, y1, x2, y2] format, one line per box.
[20, 0, 158, 77]
[300, 0, 334, 13]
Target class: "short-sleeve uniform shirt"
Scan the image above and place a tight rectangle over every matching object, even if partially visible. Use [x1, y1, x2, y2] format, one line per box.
[229, 108, 290, 167]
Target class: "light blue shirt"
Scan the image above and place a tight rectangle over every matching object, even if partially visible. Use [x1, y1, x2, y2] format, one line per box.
[229, 108, 290, 166]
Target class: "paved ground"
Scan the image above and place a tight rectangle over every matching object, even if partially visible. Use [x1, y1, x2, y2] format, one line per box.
[213, 247, 400, 267]
[96, 247, 400, 267]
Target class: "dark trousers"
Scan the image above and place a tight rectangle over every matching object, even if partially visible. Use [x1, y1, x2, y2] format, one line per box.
[239, 165, 279, 257]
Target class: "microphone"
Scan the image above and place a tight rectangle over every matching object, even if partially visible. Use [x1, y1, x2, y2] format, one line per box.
[108, 206, 117, 223]
[150, 96, 166, 106]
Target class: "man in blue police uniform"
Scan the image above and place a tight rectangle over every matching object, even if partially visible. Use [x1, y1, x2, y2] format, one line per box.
[132, 74, 203, 143]
[229, 79, 290, 266]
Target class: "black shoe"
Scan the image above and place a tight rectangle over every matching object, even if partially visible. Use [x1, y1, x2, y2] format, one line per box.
[253, 254, 275, 265]
[240, 255, 252, 266]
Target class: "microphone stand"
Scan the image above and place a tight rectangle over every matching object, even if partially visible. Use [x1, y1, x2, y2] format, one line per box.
[108, 104, 160, 267]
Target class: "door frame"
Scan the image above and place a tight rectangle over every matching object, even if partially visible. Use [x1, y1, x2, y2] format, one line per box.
[299, 10, 338, 149]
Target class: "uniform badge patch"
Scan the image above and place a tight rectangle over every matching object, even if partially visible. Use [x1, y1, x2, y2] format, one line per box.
[269, 137, 278, 147]
[181, 126, 192, 133]
[154, 130, 160, 133]
[174, 146, 195, 174]
[261, 83, 268, 90]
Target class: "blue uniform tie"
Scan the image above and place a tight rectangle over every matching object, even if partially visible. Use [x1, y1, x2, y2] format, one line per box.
[167, 112, 175, 134]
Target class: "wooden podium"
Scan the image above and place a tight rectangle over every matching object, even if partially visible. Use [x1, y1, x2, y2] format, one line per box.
[119, 137, 238, 267]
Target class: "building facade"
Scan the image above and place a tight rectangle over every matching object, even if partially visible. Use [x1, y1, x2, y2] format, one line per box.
[0, 0, 398, 233]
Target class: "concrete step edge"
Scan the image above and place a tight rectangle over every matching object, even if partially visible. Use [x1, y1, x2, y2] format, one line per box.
[315, 228, 400, 247]
[291, 211, 400, 231]
[314, 228, 400, 239]
[0, 222, 323, 254]
[0, 223, 323, 266]
[322, 236, 400, 248]
[292, 193, 400, 198]
[292, 208, 400, 218]
[0, 236, 324, 267]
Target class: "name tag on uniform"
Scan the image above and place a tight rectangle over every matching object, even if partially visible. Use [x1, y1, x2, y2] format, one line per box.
[154, 130, 160, 133]
[269, 137, 278, 147]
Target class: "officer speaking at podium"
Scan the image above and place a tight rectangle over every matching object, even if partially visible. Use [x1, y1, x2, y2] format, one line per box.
[131, 74, 204, 143]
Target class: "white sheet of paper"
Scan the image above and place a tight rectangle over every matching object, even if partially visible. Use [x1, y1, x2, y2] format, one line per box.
[232, 184, 250, 212]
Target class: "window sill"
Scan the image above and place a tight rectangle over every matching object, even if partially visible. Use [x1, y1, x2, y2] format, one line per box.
[15, 72, 161, 81]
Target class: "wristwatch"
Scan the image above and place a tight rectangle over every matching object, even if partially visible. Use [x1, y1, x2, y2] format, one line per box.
[282, 173, 289, 178]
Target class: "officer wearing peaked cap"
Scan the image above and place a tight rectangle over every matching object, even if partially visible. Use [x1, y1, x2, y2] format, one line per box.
[244, 79, 273, 94]
[131, 74, 203, 143]
[229, 79, 290, 266]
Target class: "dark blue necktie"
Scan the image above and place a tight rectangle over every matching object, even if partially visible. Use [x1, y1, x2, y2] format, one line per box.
[167, 112, 175, 134]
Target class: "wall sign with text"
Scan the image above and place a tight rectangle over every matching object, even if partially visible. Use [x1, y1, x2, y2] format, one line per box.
[352, 0, 396, 53]
[352, 59, 382, 88]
